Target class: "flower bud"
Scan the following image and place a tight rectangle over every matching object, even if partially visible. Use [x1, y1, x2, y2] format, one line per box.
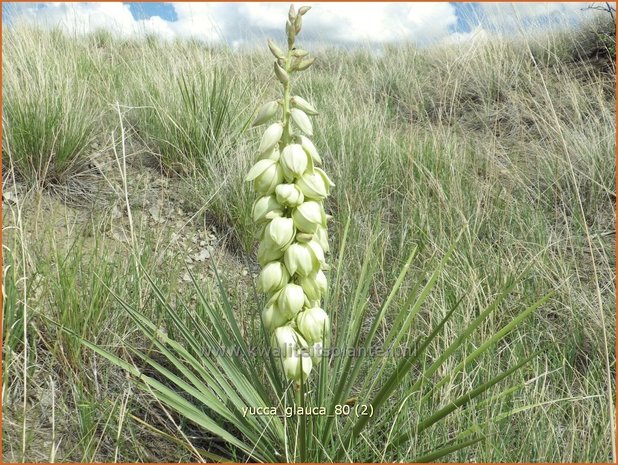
[286, 20, 295, 46]
[308, 341, 323, 365]
[296, 169, 331, 200]
[296, 57, 315, 71]
[262, 302, 289, 333]
[275, 183, 304, 207]
[284, 242, 318, 277]
[272, 325, 306, 357]
[291, 108, 313, 136]
[314, 225, 329, 253]
[288, 56, 302, 72]
[278, 283, 306, 319]
[298, 6, 311, 16]
[266, 217, 295, 250]
[318, 168, 335, 187]
[282, 352, 312, 383]
[297, 135, 322, 164]
[288, 4, 296, 22]
[315, 269, 328, 294]
[252, 100, 279, 126]
[258, 145, 280, 162]
[307, 239, 326, 267]
[294, 14, 302, 34]
[267, 39, 285, 59]
[255, 164, 283, 194]
[280, 144, 309, 181]
[296, 306, 329, 344]
[296, 232, 313, 243]
[274, 61, 289, 85]
[292, 200, 325, 234]
[252, 195, 283, 223]
[291, 96, 318, 115]
[298, 270, 328, 301]
[292, 49, 309, 58]
[245, 159, 284, 194]
[258, 261, 289, 294]
[258, 234, 284, 266]
[258, 123, 283, 155]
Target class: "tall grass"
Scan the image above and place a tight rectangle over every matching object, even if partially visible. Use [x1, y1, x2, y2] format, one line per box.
[2, 13, 615, 462]
[2, 26, 102, 187]
[128, 65, 247, 175]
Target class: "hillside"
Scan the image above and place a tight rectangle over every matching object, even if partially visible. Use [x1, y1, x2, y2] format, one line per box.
[2, 14, 616, 462]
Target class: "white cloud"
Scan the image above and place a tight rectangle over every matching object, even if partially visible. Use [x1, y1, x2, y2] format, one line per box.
[140, 14, 175, 40]
[232, 3, 458, 44]
[474, 2, 601, 31]
[239, 3, 291, 31]
[167, 3, 228, 42]
[3, 2, 605, 46]
[4, 2, 226, 42]
[4, 2, 459, 45]
[321, 3, 456, 43]
[442, 25, 490, 45]
[6, 3, 145, 36]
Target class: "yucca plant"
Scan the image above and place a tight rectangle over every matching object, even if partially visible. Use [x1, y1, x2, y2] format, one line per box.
[68, 6, 549, 462]
[244, 4, 333, 389]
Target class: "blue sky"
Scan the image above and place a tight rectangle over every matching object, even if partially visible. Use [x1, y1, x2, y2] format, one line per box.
[127, 3, 178, 22]
[2, 2, 605, 46]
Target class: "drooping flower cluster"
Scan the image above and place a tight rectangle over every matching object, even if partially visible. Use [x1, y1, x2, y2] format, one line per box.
[245, 5, 333, 386]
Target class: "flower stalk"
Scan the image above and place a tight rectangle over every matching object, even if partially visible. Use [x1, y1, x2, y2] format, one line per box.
[246, 5, 333, 388]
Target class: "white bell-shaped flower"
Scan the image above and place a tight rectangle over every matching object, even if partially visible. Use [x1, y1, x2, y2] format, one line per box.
[252, 195, 283, 223]
[284, 242, 318, 277]
[297, 135, 321, 165]
[291, 95, 318, 115]
[282, 351, 313, 383]
[292, 200, 325, 234]
[258, 261, 290, 294]
[277, 283, 306, 319]
[291, 108, 313, 136]
[258, 123, 283, 154]
[298, 269, 327, 301]
[253, 101, 279, 127]
[272, 325, 306, 358]
[245, 159, 284, 194]
[308, 341, 324, 365]
[275, 183, 304, 207]
[314, 225, 329, 253]
[257, 234, 284, 266]
[307, 239, 325, 267]
[258, 145, 280, 162]
[265, 217, 295, 250]
[296, 306, 329, 344]
[261, 302, 289, 333]
[296, 168, 334, 200]
[280, 144, 309, 181]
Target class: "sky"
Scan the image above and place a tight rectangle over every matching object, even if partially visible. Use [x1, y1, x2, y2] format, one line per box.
[1, 2, 609, 47]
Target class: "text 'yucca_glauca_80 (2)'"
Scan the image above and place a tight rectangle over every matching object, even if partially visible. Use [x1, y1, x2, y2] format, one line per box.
[245, 4, 334, 387]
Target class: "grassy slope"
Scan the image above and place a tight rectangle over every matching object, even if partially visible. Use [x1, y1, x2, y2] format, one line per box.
[2, 16, 616, 462]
